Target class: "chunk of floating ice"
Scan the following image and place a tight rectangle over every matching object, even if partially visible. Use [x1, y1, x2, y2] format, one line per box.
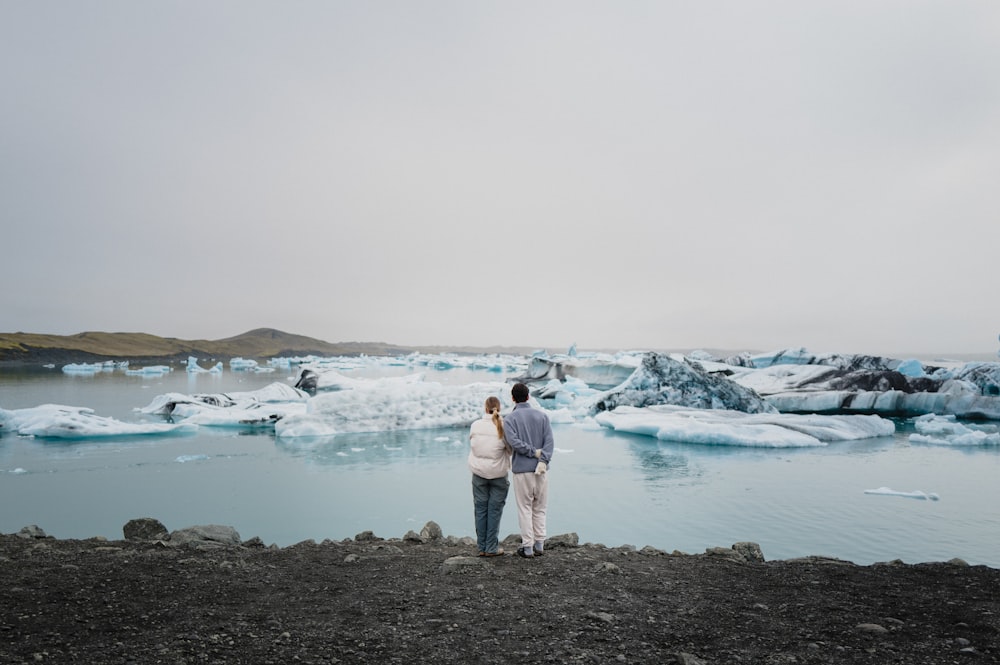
[909, 414, 1000, 446]
[864, 487, 940, 501]
[176, 454, 210, 463]
[125, 365, 172, 376]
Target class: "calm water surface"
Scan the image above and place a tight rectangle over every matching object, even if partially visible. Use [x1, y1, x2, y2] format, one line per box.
[2, 364, 999, 566]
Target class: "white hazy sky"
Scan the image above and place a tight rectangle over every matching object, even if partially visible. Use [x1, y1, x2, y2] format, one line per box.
[2, 1, 998, 355]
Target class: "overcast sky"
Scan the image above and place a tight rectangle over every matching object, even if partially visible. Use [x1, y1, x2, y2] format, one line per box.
[2, 2, 998, 355]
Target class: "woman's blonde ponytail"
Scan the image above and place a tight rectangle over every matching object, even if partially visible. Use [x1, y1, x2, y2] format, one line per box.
[485, 396, 504, 440]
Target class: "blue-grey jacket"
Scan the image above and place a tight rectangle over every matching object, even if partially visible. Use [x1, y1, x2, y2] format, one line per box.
[504, 401, 554, 474]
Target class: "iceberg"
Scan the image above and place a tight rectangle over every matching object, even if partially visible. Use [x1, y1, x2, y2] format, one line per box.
[908, 414, 1000, 446]
[186, 357, 223, 373]
[293, 368, 425, 394]
[589, 353, 775, 415]
[275, 380, 509, 438]
[515, 351, 642, 390]
[595, 405, 894, 447]
[62, 362, 110, 375]
[864, 487, 940, 501]
[176, 454, 211, 463]
[125, 365, 172, 376]
[535, 376, 603, 407]
[0, 404, 196, 439]
[138, 382, 310, 428]
[229, 357, 259, 371]
[229, 358, 274, 374]
[715, 349, 1000, 421]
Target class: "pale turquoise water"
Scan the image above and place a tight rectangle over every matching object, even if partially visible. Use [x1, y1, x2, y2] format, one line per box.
[2, 364, 999, 566]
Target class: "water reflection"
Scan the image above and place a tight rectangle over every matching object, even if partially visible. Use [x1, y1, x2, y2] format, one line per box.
[274, 427, 468, 467]
[628, 442, 695, 484]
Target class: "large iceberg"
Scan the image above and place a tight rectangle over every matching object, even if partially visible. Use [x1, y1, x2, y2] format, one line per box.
[275, 380, 509, 437]
[515, 350, 643, 390]
[595, 405, 895, 447]
[293, 368, 425, 394]
[703, 349, 1000, 421]
[0, 404, 196, 439]
[588, 353, 775, 415]
[138, 382, 310, 428]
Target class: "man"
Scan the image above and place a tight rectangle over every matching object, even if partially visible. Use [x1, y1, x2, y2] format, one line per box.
[503, 382, 554, 558]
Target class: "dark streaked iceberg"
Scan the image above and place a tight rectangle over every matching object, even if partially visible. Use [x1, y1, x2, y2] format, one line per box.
[590, 353, 775, 415]
[722, 351, 1000, 420]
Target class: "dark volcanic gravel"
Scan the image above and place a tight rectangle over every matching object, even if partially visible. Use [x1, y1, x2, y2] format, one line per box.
[2, 529, 998, 664]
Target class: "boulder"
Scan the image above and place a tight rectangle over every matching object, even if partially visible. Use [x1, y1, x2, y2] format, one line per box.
[732, 541, 765, 563]
[545, 533, 580, 549]
[167, 524, 241, 549]
[705, 546, 747, 562]
[439, 555, 487, 574]
[420, 521, 443, 542]
[123, 518, 168, 542]
[16, 525, 48, 539]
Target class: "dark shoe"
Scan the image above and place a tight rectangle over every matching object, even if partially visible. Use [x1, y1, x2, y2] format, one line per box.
[477, 551, 486, 557]
[516, 547, 534, 558]
[532, 548, 544, 557]
[484, 548, 505, 557]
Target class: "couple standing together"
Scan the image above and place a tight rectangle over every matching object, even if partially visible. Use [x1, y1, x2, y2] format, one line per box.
[467, 382, 554, 558]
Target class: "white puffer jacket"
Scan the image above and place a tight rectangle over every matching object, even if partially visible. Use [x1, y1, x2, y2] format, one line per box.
[468, 416, 510, 479]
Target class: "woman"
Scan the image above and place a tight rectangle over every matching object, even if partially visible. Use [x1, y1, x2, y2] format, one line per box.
[468, 395, 511, 556]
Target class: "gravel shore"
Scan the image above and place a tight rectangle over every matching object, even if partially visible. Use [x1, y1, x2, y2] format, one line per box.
[2, 521, 998, 664]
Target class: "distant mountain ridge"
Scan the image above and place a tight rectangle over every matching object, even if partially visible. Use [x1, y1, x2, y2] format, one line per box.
[0, 328, 422, 365]
[2, 329, 992, 367]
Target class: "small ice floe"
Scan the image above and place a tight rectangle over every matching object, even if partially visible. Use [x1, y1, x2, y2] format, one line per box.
[554, 447, 575, 454]
[62, 362, 107, 375]
[383, 445, 402, 451]
[175, 454, 210, 463]
[909, 414, 1000, 446]
[186, 357, 223, 374]
[8, 468, 28, 474]
[434, 436, 450, 442]
[230, 357, 264, 371]
[864, 487, 940, 501]
[125, 365, 172, 376]
[350, 447, 366, 452]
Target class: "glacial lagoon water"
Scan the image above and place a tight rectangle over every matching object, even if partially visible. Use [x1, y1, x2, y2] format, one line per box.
[2, 362, 999, 567]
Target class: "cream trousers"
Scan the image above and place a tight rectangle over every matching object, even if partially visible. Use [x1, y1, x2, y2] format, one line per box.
[512, 471, 548, 550]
